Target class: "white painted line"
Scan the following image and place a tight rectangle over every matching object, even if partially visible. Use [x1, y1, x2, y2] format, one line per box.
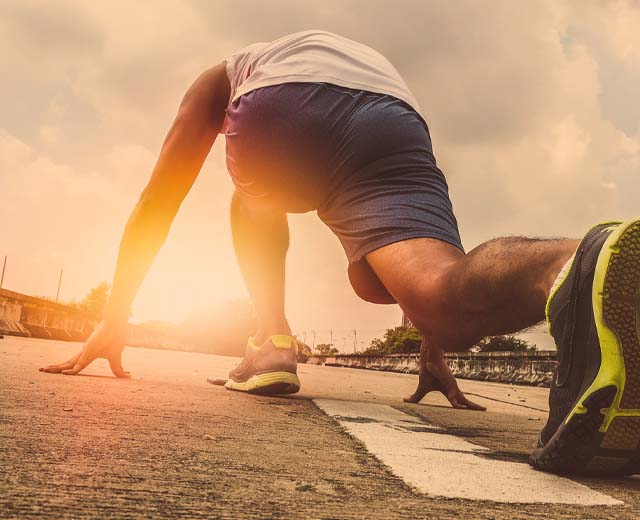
[314, 399, 622, 505]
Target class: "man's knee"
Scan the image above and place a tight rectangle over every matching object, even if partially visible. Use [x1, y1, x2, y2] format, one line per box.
[381, 255, 458, 313]
[394, 264, 481, 350]
[400, 274, 451, 329]
[402, 277, 485, 352]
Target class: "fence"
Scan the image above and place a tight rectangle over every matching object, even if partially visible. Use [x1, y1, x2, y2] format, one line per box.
[307, 351, 558, 387]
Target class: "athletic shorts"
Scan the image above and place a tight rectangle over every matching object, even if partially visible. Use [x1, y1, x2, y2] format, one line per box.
[224, 82, 463, 302]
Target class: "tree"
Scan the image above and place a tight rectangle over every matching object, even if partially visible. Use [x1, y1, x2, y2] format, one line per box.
[295, 337, 312, 363]
[316, 343, 339, 356]
[363, 326, 422, 355]
[474, 335, 535, 352]
[78, 282, 111, 317]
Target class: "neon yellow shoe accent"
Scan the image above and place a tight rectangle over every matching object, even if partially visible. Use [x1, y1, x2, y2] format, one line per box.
[247, 335, 298, 352]
[564, 218, 640, 431]
[224, 371, 301, 395]
[271, 335, 296, 350]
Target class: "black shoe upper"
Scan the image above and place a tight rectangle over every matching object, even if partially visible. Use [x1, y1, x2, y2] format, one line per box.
[540, 224, 617, 446]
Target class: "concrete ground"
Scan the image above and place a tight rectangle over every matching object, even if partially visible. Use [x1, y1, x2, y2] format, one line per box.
[2, 337, 639, 519]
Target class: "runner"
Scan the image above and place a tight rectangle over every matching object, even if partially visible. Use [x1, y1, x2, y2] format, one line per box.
[40, 30, 640, 476]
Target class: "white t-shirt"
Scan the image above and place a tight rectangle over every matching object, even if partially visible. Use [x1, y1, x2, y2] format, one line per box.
[224, 30, 422, 115]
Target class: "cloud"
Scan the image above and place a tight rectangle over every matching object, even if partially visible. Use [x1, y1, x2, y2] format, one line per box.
[1, 0, 639, 336]
[1, 0, 104, 57]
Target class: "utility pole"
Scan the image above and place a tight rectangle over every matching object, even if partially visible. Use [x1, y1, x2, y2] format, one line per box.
[353, 329, 357, 353]
[0, 255, 6, 289]
[312, 330, 316, 349]
[55, 269, 63, 302]
[329, 329, 333, 347]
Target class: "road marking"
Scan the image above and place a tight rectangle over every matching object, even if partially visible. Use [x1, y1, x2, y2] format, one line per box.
[314, 399, 622, 505]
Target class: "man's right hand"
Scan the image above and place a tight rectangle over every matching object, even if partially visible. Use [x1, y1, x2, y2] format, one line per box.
[39, 320, 130, 378]
[403, 357, 486, 411]
[403, 340, 486, 411]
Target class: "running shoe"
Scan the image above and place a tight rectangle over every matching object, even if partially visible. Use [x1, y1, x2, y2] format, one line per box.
[530, 218, 640, 475]
[224, 335, 301, 395]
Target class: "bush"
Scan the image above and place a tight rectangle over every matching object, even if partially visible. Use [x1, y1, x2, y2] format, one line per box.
[315, 343, 339, 356]
[475, 335, 535, 352]
[363, 326, 422, 355]
[296, 337, 313, 362]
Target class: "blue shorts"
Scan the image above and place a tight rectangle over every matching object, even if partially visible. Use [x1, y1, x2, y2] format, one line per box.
[225, 82, 463, 301]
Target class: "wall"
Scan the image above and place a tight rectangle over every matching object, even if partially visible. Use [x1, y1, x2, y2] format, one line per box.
[0, 288, 187, 349]
[308, 351, 557, 387]
[0, 287, 95, 341]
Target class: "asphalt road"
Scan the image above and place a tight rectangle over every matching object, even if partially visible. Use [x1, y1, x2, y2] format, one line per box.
[2, 337, 639, 519]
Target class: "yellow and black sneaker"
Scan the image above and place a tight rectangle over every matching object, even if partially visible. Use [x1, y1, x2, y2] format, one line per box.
[530, 218, 640, 476]
[224, 335, 301, 395]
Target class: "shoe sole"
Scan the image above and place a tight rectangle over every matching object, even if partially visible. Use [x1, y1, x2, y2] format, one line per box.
[531, 218, 640, 475]
[224, 371, 301, 396]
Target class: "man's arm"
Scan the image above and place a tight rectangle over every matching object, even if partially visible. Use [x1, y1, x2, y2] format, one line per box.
[103, 64, 230, 323]
[40, 63, 231, 377]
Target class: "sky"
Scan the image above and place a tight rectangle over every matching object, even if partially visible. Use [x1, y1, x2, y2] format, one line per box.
[1, 0, 639, 348]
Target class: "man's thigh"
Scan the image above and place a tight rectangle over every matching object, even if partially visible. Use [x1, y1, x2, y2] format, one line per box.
[365, 237, 464, 311]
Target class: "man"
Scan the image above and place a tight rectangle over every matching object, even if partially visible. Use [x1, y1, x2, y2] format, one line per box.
[41, 31, 640, 476]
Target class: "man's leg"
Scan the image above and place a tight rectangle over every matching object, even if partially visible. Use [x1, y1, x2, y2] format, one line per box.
[369, 219, 640, 476]
[230, 190, 291, 344]
[224, 191, 300, 395]
[366, 236, 579, 352]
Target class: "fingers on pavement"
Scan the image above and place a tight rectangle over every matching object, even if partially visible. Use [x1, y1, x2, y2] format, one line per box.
[39, 354, 80, 373]
[108, 356, 131, 378]
[447, 390, 487, 411]
[61, 354, 91, 375]
[461, 395, 487, 412]
[449, 398, 467, 410]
